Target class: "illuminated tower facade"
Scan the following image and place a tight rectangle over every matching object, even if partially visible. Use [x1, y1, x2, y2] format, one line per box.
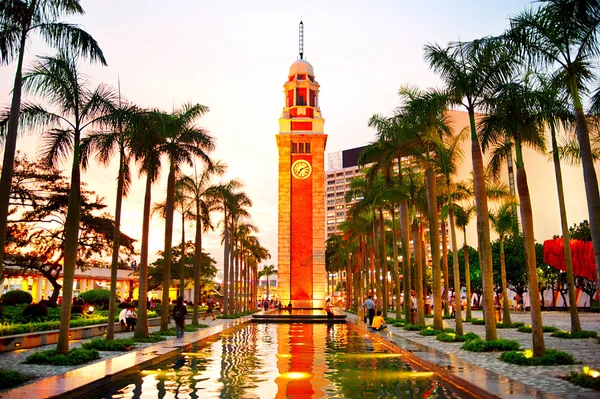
[276, 21, 327, 308]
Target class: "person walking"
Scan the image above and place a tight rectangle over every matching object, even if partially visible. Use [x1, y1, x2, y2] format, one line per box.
[203, 296, 216, 320]
[362, 295, 376, 326]
[173, 296, 187, 338]
[325, 298, 334, 319]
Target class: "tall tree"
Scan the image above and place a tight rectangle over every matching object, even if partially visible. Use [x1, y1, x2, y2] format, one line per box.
[154, 104, 214, 331]
[0, 0, 106, 278]
[425, 38, 516, 340]
[259, 264, 277, 302]
[479, 78, 548, 356]
[508, 0, 600, 289]
[177, 161, 225, 324]
[19, 54, 115, 353]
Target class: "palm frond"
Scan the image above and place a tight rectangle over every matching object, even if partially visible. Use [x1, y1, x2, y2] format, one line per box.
[38, 22, 106, 65]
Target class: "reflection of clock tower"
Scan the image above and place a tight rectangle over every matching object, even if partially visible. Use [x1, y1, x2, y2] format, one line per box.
[276, 21, 327, 308]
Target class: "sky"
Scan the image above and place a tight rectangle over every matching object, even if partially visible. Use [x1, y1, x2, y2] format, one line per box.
[0, 0, 556, 272]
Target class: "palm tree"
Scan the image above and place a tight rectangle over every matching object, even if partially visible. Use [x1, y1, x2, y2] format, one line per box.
[425, 38, 516, 341]
[132, 112, 165, 339]
[259, 264, 277, 302]
[490, 202, 519, 327]
[508, 0, 600, 289]
[20, 54, 115, 353]
[177, 161, 226, 324]
[398, 86, 453, 331]
[226, 192, 252, 314]
[81, 98, 140, 341]
[155, 104, 214, 331]
[0, 0, 106, 279]
[453, 202, 475, 320]
[479, 78, 547, 356]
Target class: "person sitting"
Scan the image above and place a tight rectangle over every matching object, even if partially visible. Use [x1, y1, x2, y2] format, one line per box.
[371, 310, 387, 331]
[325, 298, 334, 319]
[125, 307, 137, 331]
[119, 307, 128, 329]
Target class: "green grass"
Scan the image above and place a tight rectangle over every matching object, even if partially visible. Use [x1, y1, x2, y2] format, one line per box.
[0, 369, 32, 390]
[550, 330, 598, 339]
[82, 338, 136, 351]
[462, 338, 520, 352]
[499, 349, 577, 365]
[24, 347, 100, 366]
[517, 325, 559, 333]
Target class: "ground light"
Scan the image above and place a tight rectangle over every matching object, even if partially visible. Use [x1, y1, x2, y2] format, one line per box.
[583, 366, 599, 378]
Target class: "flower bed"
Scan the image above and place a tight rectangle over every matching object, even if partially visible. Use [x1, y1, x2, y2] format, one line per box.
[499, 349, 577, 365]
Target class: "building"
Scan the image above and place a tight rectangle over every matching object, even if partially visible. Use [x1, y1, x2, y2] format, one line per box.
[276, 22, 327, 308]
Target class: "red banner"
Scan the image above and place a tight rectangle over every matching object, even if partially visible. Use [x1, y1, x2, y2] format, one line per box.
[543, 238, 597, 282]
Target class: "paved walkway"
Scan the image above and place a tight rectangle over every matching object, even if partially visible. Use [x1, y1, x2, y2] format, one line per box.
[374, 310, 600, 399]
[0, 310, 598, 398]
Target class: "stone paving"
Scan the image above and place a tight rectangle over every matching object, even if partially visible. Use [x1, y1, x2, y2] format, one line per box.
[376, 310, 600, 399]
[0, 315, 230, 386]
[0, 310, 598, 398]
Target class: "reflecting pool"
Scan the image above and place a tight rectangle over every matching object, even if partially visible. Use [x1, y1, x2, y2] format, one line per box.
[94, 323, 471, 398]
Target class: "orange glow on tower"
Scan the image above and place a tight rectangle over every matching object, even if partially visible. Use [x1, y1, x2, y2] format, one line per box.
[276, 21, 327, 308]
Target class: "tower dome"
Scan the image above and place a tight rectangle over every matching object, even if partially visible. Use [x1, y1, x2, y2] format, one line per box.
[289, 59, 314, 77]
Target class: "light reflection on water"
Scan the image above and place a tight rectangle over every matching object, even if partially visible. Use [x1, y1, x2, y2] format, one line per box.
[94, 323, 467, 399]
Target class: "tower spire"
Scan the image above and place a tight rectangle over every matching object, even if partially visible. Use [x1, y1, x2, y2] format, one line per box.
[299, 20, 304, 60]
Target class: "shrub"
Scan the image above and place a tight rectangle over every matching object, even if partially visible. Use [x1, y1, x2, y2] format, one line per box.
[565, 367, 600, 390]
[133, 335, 166, 343]
[79, 289, 112, 308]
[517, 325, 559, 333]
[462, 338, 520, 352]
[1, 290, 32, 306]
[393, 322, 404, 327]
[551, 330, 598, 339]
[419, 327, 442, 336]
[436, 331, 479, 343]
[0, 369, 32, 390]
[500, 349, 577, 366]
[496, 322, 525, 329]
[71, 304, 84, 314]
[470, 318, 485, 325]
[22, 303, 48, 320]
[82, 338, 136, 351]
[462, 339, 487, 352]
[24, 348, 100, 366]
[464, 332, 481, 341]
[403, 323, 426, 331]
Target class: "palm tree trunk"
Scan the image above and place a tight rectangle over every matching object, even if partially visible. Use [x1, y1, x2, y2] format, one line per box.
[107, 150, 125, 341]
[179, 212, 185, 298]
[379, 209, 388, 317]
[426, 166, 443, 330]
[441, 214, 450, 317]
[569, 77, 600, 291]
[160, 165, 177, 331]
[222, 208, 229, 315]
[463, 229, 472, 321]
[421, 226, 428, 304]
[57, 132, 82, 354]
[412, 219, 425, 325]
[391, 208, 402, 318]
[469, 108, 497, 341]
[134, 173, 152, 338]
[515, 142, 545, 357]
[400, 200, 412, 323]
[228, 227, 235, 313]
[192, 207, 202, 325]
[499, 238, 511, 326]
[448, 202, 463, 335]
[551, 152, 582, 332]
[0, 30, 27, 278]
[372, 215, 381, 309]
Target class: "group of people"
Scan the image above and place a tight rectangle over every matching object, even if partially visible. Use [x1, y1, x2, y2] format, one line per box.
[362, 295, 387, 331]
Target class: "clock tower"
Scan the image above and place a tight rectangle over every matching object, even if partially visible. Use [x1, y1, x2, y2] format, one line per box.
[276, 21, 327, 308]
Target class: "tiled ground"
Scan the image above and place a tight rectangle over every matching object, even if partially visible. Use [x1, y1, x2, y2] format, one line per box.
[375, 310, 600, 399]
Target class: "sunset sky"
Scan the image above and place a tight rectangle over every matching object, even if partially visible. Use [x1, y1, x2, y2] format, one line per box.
[1, 0, 561, 272]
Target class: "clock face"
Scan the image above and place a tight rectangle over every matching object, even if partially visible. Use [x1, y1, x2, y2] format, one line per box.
[291, 159, 312, 179]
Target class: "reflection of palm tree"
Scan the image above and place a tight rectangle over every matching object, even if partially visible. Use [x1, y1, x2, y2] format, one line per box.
[0, 1, 106, 276]
[21, 54, 115, 353]
[259, 265, 278, 300]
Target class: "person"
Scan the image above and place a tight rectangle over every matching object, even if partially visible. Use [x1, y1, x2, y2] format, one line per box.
[371, 310, 387, 331]
[450, 297, 456, 318]
[362, 295, 376, 325]
[119, 307, 128, 329]
[325, 298, 334, 319]
[203, 296, 216, 320]
[125, 307, 137, 331]
[149, 298, 155, 312]
[173, 296, 187, 338]
[287, 301, 293, 312]
[263, 299, 269, 311]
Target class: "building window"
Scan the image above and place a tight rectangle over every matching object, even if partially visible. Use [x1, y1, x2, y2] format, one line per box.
[291, 142, 311, 154]
[327, 200, 334, 205]
[296, 88, 307, 106]
[327, 194, 334, 198]
[336, 212, 345, 217]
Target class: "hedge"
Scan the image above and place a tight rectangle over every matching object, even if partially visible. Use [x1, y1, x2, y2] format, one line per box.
[82, 338, 136, 351]
[517, 325, 559, 333]
[78, 289, 113, 307]
[462, 338, 520, 352]
[550, 330, 598, 339]
[499, 349, 577, 365]
[0, 369, 32, 390]
[24, 348, 100, 366]
[437, 331, 480, 343]
[565, 367, 600, 390]
[1, 290, 32, 306]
